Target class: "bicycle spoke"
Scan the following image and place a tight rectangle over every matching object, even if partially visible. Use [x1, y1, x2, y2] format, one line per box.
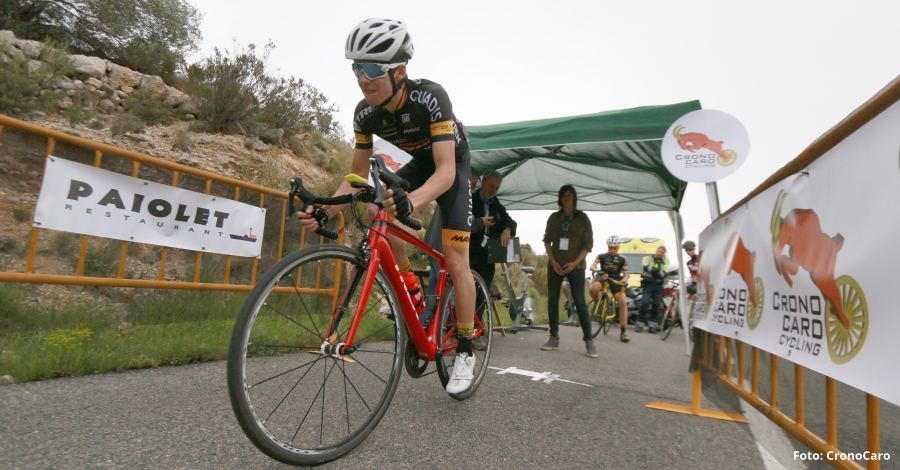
[249, 343, 319, 350]
[263, 356, 327, 423]
[285, 272, 329, 339]
[263, 302, 323, 340]
[291, 359, 339, 446]
[250, 355, 325, 389]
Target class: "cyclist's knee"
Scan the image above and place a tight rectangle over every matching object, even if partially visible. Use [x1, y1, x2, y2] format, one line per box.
[442, 246, 469, 274]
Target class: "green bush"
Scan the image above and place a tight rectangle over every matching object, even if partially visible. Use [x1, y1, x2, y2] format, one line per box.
[182, 41, 341, 138]
[127, 89, 175, 125]
[0, 41, 72, 115]
[61, 97, 97, 125]
[110, 113, 146, 136]
[1, 0, 202, 83]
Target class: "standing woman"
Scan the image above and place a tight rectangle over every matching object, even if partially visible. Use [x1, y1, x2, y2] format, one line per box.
[541, 185, 597, 358]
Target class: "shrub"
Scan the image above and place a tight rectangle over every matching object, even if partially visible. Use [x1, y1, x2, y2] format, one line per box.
[1, 0, 202, 83]
[61, 98, 97, 125]
[172, 126, 193, 151]
[110, 114, 145, 136]
[0, 41, 72, 115]
[127, 89, 175, 126]
[13, 208, 32, 222]
[182, 41, 341, 138]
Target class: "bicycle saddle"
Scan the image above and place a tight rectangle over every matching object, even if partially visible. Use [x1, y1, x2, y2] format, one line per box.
[521, 266, 535, 274]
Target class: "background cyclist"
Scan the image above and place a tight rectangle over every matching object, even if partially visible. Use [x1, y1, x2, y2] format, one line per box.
[683, 240, 699, 295]
[589, 236, 631, 343]
[298, 18, 478, 397]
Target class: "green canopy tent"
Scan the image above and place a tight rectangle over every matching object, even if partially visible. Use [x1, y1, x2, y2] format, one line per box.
[468, 100, 702, 212]
[468, 100, 703, 352]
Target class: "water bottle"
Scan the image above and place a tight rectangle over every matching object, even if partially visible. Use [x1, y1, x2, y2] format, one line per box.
[401, 271, 426, 319]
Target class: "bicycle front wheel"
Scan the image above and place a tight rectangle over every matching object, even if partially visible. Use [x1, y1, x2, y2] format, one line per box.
[227, 245, 404, 466]
[602, 294, 614, 336]
[436, 269, 492, 400]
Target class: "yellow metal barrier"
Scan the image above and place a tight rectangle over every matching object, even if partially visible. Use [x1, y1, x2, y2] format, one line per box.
[0, 114, 345, 296]
[649, 331, 884, 470]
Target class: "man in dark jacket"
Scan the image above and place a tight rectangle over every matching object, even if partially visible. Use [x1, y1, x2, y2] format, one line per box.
[470, 170, 516, 349]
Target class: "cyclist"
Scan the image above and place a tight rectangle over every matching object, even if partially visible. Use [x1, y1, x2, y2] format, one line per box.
[638, 246, 669, 333]
[588, 235, 631, 343]
[683, 240, 699, 295]
[298, 18, 477, 396]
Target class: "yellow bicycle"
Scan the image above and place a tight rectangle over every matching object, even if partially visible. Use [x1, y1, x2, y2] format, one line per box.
[588, 278, 623, 338]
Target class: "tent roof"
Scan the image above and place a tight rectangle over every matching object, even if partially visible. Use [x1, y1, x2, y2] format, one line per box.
[468, 100, 701, 212]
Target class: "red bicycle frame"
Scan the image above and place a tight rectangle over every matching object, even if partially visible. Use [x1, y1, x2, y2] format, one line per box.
[325, 209, 479, 361]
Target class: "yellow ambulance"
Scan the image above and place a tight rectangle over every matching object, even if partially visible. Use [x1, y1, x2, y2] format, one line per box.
[617, 237, 668, 288]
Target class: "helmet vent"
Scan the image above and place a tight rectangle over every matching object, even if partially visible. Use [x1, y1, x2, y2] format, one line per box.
[369, 38, 394, 54]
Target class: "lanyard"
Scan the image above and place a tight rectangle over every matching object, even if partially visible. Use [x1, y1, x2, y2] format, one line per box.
[561, 213, 575, 233]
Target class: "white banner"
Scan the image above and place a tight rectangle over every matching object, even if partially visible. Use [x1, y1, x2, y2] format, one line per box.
[34, 157, 266, 258]
[693, 99, 900, 407]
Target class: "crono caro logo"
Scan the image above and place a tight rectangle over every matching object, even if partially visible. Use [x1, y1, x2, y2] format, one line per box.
[673, 126, 737, 166]
[707, 219, 764, 330]
[771, 190, 868, 364]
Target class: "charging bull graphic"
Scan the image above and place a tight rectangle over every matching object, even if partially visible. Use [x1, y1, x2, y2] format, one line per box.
[771, 190, 868, 364]
[673, 126, 738, 166]
[375, 153, 402, 172]
[723, 219, 765, 329]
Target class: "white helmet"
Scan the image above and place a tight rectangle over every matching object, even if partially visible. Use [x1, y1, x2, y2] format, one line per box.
[606, 235, 621, 247]
[345, 19, 414, 63]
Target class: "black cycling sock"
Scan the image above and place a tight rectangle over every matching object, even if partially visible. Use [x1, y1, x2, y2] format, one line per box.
[457, 338, 473, 355]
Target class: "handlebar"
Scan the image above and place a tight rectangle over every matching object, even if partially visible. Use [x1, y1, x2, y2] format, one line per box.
[286, 154, 422, 240]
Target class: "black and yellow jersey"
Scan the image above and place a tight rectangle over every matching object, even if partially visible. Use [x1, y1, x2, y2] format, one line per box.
[594, 253, 628, 280]
[353, 78, 469, 169]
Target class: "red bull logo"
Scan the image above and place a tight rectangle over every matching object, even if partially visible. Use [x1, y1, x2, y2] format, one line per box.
[771, 190, 868, 364]
[673, 126, 738, 166]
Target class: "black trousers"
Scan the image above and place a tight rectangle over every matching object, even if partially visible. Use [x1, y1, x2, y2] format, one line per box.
[640, 282, 664, 323]
[547, 268, 592, 341]
[472, 261, 495, 326]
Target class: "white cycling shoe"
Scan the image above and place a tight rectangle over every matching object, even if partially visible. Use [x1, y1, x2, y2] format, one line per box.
[445, 352, 475, 395]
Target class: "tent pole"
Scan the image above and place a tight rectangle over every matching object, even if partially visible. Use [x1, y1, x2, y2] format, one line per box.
[705, 182, 721, 221]
[668, 210, 691, 355]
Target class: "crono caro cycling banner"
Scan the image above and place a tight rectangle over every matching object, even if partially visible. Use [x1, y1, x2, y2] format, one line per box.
[33, 157, 267, 258]
[693, 99, 900, 407]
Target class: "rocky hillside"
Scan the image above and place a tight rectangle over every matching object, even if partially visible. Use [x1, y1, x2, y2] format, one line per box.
[0, 29, 348, 186]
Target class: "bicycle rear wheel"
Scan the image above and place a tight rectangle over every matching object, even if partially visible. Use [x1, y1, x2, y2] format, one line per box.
[436, 269, 492, 400]
[227, 245, 404, 466]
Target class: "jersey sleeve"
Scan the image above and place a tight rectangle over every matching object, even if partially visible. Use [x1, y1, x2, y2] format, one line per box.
[352, 100, 374, 150]
[425, 84, 456, 143]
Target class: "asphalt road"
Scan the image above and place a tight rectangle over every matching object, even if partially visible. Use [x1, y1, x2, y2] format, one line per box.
[1, 324, 767, 469]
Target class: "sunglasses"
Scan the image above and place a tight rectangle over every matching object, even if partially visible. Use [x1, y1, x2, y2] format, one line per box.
[351, 62, 402, 80]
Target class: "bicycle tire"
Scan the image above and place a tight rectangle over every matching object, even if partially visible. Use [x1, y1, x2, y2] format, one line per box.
[660, 298, 677, 340]
[435, 269, 492, 400]
[602, 294, 613, 336]
[227, 245, 404, 466]
[588, 299, 602, 338]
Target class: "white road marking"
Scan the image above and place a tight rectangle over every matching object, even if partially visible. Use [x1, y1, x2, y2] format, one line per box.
[489, 366, 593, 387]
